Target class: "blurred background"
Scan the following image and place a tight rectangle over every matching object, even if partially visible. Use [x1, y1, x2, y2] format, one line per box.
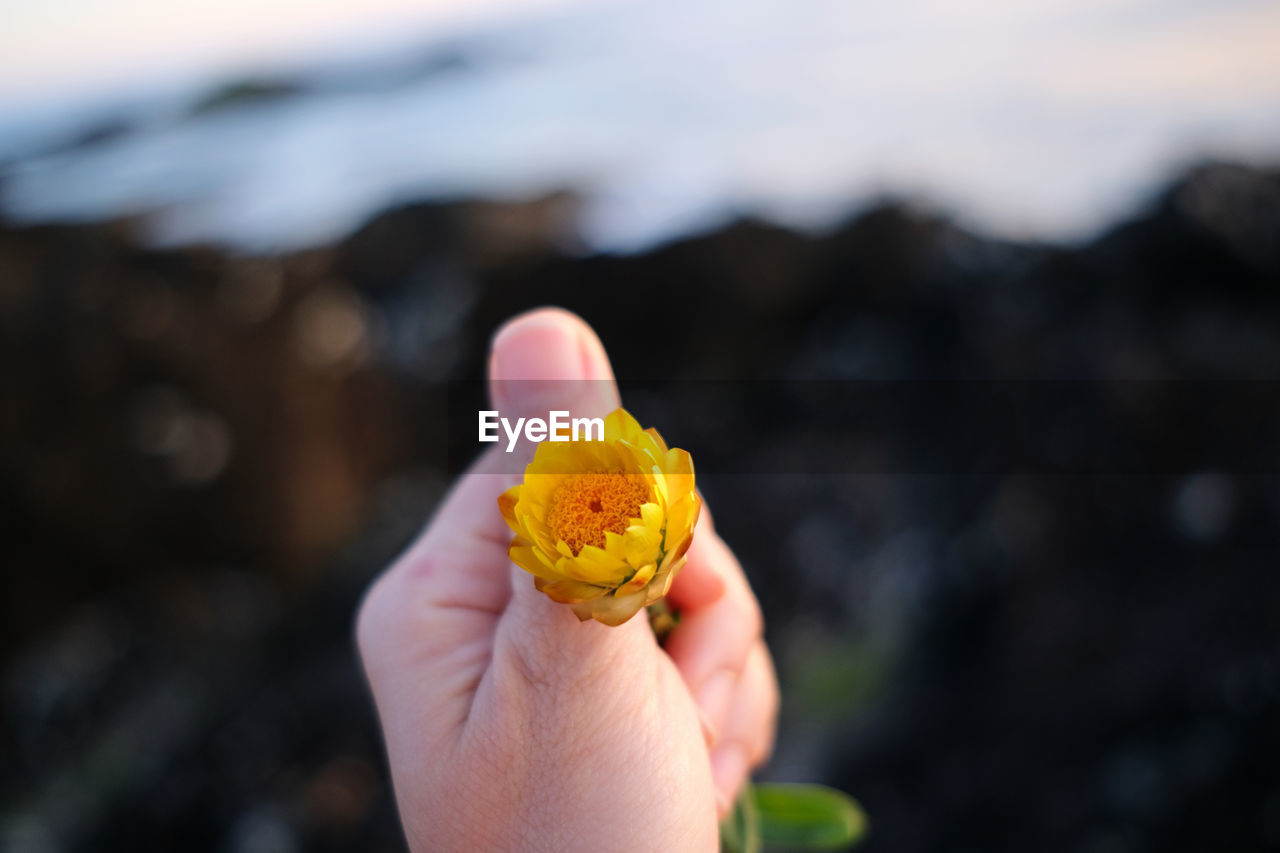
[2, 0, 1279, 851]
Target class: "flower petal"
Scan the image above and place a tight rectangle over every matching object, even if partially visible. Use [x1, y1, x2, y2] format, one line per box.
[616, 562, 656, 596]
[587, 590, 648, 626]
[497, 485, 522, 533]
[535, 577, 609, 604]
[622, 518, 662, 568]
[661, 448, 695, 504]
[510, 543, 560, 580]
[640, 501, 663, 534]
[561, 545, 629, 585]
[603, 408, 645, 444]
[646, 554, 687, 604]
[644, 427, 670, 454]
[664, 493, 700, 554]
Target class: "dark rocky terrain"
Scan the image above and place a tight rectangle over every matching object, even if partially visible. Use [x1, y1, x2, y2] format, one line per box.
[1, 162, 1278, 852]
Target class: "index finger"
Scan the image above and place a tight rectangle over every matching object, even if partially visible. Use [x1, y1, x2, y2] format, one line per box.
[662, 520, 768, 743]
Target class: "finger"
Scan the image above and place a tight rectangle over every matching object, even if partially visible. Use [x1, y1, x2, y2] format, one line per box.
[399, 306, 617, 618]
[481, 309, 660, 683]
[695, 493, 714, 533]
[665, 556, 726, 611]
[711, 641, 779, 817]
[356, 307, 619, 744]
[389, 448, 516, 615]
[666, 502, 725, 609]
[487, 306, 619, 447]
[382, 306, 618, 617]
[662, 525, 764, 745]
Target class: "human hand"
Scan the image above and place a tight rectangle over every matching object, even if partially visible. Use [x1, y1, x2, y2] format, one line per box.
[356, 308, 778, 851]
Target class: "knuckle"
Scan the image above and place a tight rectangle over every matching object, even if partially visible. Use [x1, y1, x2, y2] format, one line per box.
[739, 595, 765, 641]
[354, 570, 397, 663]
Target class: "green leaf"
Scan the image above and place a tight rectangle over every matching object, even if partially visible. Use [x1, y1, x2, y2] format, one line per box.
[752, 783, 868, 849]
[719, 783, 761, 853]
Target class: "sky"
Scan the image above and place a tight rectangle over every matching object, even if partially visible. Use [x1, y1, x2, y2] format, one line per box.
[1, 0, 1277, 251]
[0, 0, 593, 105]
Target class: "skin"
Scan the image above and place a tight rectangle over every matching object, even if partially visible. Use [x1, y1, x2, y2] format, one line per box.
[356, 308, 779, 852]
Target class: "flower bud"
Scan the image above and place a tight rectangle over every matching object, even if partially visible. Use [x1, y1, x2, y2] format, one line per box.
[499, 408, 700, 626]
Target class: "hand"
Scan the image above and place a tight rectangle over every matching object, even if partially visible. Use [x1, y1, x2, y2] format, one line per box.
[356, 308, 778, 851]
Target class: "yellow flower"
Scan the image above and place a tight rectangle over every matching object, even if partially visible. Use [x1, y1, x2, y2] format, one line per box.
[498, 407, 701, 626]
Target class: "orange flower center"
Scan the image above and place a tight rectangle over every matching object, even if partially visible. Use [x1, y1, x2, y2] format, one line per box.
[547, 470, 649, 556]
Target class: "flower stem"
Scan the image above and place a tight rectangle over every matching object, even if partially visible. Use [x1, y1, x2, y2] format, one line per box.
[647, 599, 679, 644]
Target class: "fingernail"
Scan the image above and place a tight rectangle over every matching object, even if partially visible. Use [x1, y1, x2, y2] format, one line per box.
[695, 669, 735, 748]
[491, 312, 586, 383]
[711, 743, 749, 817]
[490, 312, 592, 427]
[488, 309, 619, 446]
[696, 705, 718, 747]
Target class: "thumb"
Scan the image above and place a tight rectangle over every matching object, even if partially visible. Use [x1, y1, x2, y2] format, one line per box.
[487, 306, 620, 455]
[357, 308, 642, 756]
[485, 308, 660, 681]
